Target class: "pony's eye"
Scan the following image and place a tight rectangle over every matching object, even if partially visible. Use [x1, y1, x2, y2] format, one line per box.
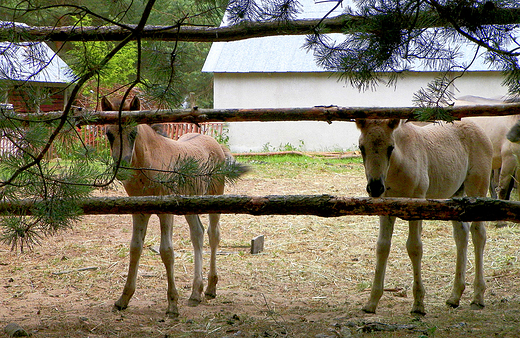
[387, 145, 394, 158]
[359, 145, 366, 157]
[106, 131, 114, 145]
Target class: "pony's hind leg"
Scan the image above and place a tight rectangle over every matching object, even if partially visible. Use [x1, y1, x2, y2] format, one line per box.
[114, 213, 150, 312]
[185, 214, 205, 307]
[446, 220, 469, 308]
[470, 221, 486, 310]
[205, 213, 221, 299]
[158, 214, 180, 318]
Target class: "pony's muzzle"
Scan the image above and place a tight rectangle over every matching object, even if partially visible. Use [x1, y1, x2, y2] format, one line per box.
[367, 178, 385, 197]
[111, 156, 133, 180]
[111, 155, 132, 168]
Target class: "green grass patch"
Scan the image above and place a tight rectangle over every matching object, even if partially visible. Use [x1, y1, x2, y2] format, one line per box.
[237, 154, 363, 178]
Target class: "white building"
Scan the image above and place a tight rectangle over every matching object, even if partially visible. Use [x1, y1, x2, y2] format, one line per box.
[0, 22, 74, 113]
[202, 0, 509, 152]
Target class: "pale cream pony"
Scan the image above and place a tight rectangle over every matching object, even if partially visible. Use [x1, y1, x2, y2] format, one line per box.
[102, 96, 248, 318]
[457, 96, 520, 217]
[356, 119, 492, 315]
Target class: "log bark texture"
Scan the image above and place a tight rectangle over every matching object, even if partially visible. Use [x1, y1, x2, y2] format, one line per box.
[21, 103, 520, 126]
[3, 195, 520, 222]
[2, 8, 520, 43]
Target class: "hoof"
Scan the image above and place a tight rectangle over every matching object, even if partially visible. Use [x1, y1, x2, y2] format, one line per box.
[205, 292, 217, 300]
[112, 305, 126, 312]
[495, 221, 508, 228]
[470, 301, 485, 310]
[113, 301, 127, 312]
[361, 306, 376, 314]
[411, 309, 426, 316]
[411, 302, 426, 316]
[166, 310, 179, 319]
[446, 299, 460, 309]
[187, 298, 201, 307]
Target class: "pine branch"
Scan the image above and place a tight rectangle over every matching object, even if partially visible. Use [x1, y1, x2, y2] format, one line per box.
[0, 7, 517, 43]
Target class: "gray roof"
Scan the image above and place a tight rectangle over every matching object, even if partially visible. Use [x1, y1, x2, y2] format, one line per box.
[0, 22, 74, 84]
[203, 0, 499, 73]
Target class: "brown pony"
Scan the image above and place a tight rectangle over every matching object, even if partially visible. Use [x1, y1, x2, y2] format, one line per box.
[102, 96, 248, 318]
[356, 119, 492, 315]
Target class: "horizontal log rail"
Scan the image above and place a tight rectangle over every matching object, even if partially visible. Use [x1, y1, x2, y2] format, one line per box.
[4, 194, 520, 222]
[9, 103, 520, 126]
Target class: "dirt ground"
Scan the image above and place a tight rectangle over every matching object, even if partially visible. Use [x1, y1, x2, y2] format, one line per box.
[1, 157, 520, 337]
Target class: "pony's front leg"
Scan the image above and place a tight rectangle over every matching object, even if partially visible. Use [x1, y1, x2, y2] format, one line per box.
[185, 214, 205, 307]
[158, 214, 179, 318]
[407, 220, 425, 315]
[205, 213, 221, 299]
[363, 215, 396, 313]
[470, 221, 486, 310]
[446, 220, 469, 308]
[114, 213, 150, 312]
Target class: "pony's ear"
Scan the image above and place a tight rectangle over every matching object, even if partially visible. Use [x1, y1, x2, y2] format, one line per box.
[101, 96, 114, 111]
[355, 119, 367, 129]
[129, 96, 141, 111]
[387, 118, 400, 130]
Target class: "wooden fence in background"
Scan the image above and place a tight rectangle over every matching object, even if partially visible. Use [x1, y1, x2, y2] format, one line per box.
[0, 122, 225, 158]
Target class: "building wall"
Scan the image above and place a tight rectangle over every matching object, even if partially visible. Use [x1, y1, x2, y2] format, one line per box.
[7, 83, 69, 113]
[213, 71, 508, 152]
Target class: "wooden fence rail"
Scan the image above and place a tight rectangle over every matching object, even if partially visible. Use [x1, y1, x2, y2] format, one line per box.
[2, 195, 520, 222]
[11, 103, 520, 126]
[1, 105, 519, 221]
[0, 122, 225, 158]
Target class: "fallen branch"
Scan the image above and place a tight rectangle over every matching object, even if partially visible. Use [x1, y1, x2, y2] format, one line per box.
[52, 266, 98, 275]
[2, 195, 520, 222]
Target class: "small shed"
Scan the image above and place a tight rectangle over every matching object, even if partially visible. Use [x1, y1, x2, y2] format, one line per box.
[203, 0, 510, 152]
[0, 22, 74, 113]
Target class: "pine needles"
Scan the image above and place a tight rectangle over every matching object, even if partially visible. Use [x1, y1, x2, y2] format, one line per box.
[0, 113, 109, 251]
[114, 155, 250, 196]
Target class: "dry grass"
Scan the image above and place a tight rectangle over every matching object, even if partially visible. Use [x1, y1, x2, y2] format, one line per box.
[1, 155, 520, 337]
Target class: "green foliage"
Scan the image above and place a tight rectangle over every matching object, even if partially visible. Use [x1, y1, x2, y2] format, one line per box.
[0, 151, 96, 251]
[128, 156, 250, 195]
[412, 75, 457, 121]
[0, 115, 113, 251]
[213, 125, 230, 147]
[66, 16, 139, 97]
[238, 154, 362, 179]
[413, 107, 457, 122]
[138, 40, 214, 108]
[261, 140, 305, 152]
[63, 13, 215, 108]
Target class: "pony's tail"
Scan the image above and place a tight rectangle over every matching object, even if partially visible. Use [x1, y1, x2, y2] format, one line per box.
[221, 145, 250, 177]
